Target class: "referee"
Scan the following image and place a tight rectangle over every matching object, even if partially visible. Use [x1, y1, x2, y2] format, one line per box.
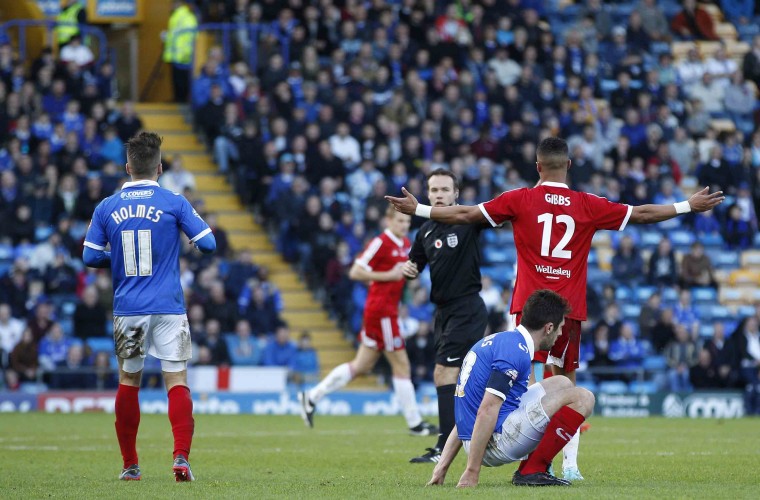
[402, 169, 488, 463]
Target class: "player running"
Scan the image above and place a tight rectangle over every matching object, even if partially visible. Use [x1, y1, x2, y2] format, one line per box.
[83, 132, 216, 482]
[427, 289, 593, 487]
[299, 206, 437, 436]
[388, 137, 724, 479]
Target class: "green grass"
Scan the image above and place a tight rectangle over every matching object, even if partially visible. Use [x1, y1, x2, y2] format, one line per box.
[1, 414, 758, 498]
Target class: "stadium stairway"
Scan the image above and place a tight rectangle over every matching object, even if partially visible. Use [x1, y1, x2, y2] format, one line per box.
[134, 103, 376, 388]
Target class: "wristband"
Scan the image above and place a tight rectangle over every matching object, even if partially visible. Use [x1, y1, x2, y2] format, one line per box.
[415, 204, 433, 218]
[673, 201, 691, 214]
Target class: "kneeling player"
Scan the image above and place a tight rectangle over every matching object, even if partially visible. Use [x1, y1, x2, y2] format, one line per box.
[427, 290, 595, 487]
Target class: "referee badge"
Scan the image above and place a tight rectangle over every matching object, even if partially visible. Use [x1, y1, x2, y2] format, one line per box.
[446, 233, 458, 248]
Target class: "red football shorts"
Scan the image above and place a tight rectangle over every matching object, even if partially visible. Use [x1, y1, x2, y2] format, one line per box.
[359, 313, 405, 352]
[515, 313, 582, 373]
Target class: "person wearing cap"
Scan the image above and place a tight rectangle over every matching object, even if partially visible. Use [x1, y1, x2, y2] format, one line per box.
[56, 0, 87, 49]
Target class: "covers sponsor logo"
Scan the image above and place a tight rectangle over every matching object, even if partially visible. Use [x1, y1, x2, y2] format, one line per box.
[120, 189, 154, 200]
[662, 393, 744, 419]
[535, 264, 571, 278]
[446, 233, 458, 248]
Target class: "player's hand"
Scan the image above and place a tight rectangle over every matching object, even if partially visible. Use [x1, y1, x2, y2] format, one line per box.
[456, 469, 479, 488]
[687, 187, 725, 213]
[426, 466, 447, 486]
[401, 260, 419, 280]
[384, 187, 418, 216]
[388, 263, 405, 281]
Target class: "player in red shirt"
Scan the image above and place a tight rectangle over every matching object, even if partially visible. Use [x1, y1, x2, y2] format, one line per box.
[387, 137, 724, 477]
[299, 206, 437, 436]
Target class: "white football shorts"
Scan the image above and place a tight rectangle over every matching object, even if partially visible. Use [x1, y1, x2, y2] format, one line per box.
[463, 383, 550, 466]
[113, 314, 192, 372]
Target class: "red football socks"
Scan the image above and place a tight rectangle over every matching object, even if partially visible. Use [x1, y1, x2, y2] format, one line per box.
[115, 384, 141, 468]
[520, 406, 585, 475]
[168, 385, 195, 460]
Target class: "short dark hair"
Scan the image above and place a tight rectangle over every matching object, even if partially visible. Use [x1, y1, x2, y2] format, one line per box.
[536, 137, 569, 171]
[520, 289, 571, 331]
[426, 168, 459, 190]
[126, 132, 162, 178]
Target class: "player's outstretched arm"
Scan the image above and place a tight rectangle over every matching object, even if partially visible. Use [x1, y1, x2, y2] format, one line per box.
[82, 247, 111, 269]
[385, 188, 486, 225]
[629, 187, 725, 224]
[457, 392, 502, 488]
[427, 426, 463, 486]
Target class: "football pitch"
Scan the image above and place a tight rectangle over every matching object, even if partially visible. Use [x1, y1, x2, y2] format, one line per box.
[1, 414, 758, 499]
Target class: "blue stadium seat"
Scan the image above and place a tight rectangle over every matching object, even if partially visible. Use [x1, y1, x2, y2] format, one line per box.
[621, 303, 641, 320]
[481, 265, 515, 286]
[692, 287, 717, 303]
[87, 337, 113, 353]
[701, 232, 724, 248]
[599, 380, 628, 394]
[483, 247, 517, 265]
[737, 305, 756, 317]
[629, 380, 659, 394]
[60, 318, 73, 337]
[615, 287, 633, 302]
[587, 248, 598, 267]
[639, 230, 663, 248]
[576, 380, 598, 393]
[699, 324, 715, 338]
[669, 230, 695, 249]
[587, 268, 611, 285]
[634, 286, 657, 303]
[708, 250, 740, 269]
[0, 244, 13, 260]
[661, 287, 679, 303]
[643, 355, 667, 371]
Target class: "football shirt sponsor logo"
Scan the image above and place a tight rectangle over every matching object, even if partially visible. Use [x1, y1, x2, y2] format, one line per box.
[534, 264, 571, 278]
[121, 189, 154, 200]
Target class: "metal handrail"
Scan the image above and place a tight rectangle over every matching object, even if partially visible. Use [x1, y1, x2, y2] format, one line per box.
[0, 19, 110, 68]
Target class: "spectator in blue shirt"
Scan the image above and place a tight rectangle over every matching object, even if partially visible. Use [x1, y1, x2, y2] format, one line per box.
[227, 319, 262, 366]
[262, 325, 298, 368]
[609, 322, 646, 369]
[37, 322, 71, 372]
[291, 331, 320, 384]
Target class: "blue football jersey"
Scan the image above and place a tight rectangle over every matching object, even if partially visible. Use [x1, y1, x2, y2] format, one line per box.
[84, 180, 211, 316]
[454, 325, 535, 441]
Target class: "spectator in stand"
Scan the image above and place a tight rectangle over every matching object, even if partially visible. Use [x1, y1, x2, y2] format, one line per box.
[726, 316, 760, 414]
[262, 325, 298, 368]
[665, 324, 699, 392]
[163, 0, 199, 103]
[93, 351, 118, 390]
[694, 208, 722, 236]
[112, 102, 143, 143]
[205, 213, 230, 258]
[227, 319, 261, 366]
[50, 343, 93, 389]
[652, 307, 677, 353]
[724, 72, 757, 136]
[0, 303, 24, 358]
[38, 322, 72, 373]
[634, 0, 670, 42]
[406, 321, 436, 385]
[611, 235, 645, 286]
[241, 284, 282, 336]
[724, 203, 753, 250]
[291, 331, 319, 384]
[671, 0, 719, 41]
[674, 289, 700, 334]
[609, 322, 646, 371]
[204, 280, 237, 333]
[647, 237, 678, 287]
[9, 327, 38, 384]
[689, 348, 723, 389]
[72, 285, 107, 340]
[704, 322, 732, 385]
[587, 323, 615, 381]
[680, 242, 717, 288]
[59, 35, 94, 69]
[198, 318, 231, 366]
[159, 155, 196, 193]
[638, 292, 661, 342]
[742, 35, 760, 89]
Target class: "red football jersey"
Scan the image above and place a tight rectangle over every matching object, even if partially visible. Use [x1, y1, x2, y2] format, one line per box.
[355, 229, 411, 316]
[479, 182, 632, 321]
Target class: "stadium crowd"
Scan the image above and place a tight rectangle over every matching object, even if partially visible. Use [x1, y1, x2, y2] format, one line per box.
[3, 0, 760, 414]
[0, 33, 318, 391]
[188, 0, 760, 407]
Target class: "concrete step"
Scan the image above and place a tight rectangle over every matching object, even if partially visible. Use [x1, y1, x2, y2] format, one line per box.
[134, 103, 185, 114]
[200, 193, 243, 212]
[216, 212, 258, 232]
[281, 290, 323, 310]
[141, 114, 190, 131]
[180, 155, 218, 172]
[161, 134, 205, 152]
[269, 271, 306, 292]
[192, 174, 229, 191]
[282, 311, 335, 330]
[229, 233, 275, 252]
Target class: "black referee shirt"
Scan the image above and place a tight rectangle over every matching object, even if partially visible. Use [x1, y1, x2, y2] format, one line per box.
[409, 219, 484, 306]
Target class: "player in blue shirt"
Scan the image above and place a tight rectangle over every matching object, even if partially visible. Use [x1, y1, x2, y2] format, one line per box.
[427, 290, 596, 488]
[83, 132, 216, 482]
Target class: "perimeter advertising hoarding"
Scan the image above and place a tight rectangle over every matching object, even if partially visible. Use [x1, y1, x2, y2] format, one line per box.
[18, 391, 744, 418]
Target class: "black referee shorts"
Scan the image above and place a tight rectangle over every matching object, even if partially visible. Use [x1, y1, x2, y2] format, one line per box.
[433, 294, 488, 367]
